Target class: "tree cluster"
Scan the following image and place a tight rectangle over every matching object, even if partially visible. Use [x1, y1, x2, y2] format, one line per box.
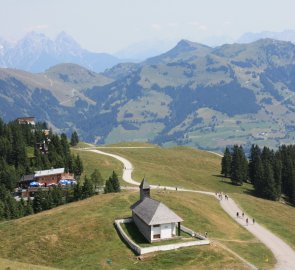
[0, 117, 84, 220]
[221, 144, 295, 204]
[104, 171, 121, 193]
[0, 185, 33, 220]
[0, 118, 84, 191]
[221, 145, 248, 186]
[70, 131, 79, 147]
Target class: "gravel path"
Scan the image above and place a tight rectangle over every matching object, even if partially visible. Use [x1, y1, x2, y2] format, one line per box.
[220, 197, 295, 270]
[86, 148, 295, 270]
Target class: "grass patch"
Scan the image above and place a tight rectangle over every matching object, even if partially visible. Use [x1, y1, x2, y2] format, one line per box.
[0, 190, 273, 269]
[0, 257, 58, 270]
[71, 148, 123, 183]
[100, 146, 253, 193]
[26, 146, 35, 158]
[99, 142, 156, 148]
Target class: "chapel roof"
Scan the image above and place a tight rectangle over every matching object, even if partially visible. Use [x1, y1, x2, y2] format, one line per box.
[131, 197, 183, 225]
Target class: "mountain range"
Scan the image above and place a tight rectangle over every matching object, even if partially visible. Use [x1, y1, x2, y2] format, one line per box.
[238, 29, 295, 44]
[0, 32, 123, 73]
[1, 38, 295, 151]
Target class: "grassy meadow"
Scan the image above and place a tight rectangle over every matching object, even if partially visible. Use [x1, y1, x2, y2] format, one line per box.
[96, 145, 253, 193]
[71, 148, 123, 183]
[3, 142, 295, 269]
[0, 191, 274, 270]
[78, 143, 295, 259]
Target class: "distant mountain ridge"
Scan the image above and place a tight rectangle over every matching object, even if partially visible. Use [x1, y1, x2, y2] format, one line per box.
[1, 38, 295, 150]
[238, 29, 295, 44]
[0, 32, 123, 73]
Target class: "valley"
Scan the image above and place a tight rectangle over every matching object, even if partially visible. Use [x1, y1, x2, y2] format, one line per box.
[1, 39, 295, 150]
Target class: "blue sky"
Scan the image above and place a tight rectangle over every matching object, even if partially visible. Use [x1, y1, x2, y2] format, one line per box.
[0, 0, 294, 53]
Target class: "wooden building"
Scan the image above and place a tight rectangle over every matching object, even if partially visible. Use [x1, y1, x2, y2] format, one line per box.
[16, 117, 35, 126]
[131, 178, 183, 243]
[19, 168, 75, 188]
[34, 168, 65, 186]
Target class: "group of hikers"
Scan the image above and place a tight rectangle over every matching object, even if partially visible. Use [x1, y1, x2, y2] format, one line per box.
[216, 191, 255, 226]
[216, 191, 229, 200]
[236, 211, 255, 225]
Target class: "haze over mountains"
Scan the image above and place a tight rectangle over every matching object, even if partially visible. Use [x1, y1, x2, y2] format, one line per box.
[0, 32, 122, 73]
[1, 37, 295, 150]
[116, 29, 295, 61]
[238, 29, 295, 44]
[2, 30, 295, 71]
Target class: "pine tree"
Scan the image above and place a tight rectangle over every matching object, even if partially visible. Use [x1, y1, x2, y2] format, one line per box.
[73, 183, 82, 201]
[0, 200, 4, 220]
[70, 131, 79, 146]
[283, 158, 295, 204]
[4, 196, 20, 219]
[74, 155, 83, 178]
[273, 152, 282, 199]
[33, 190, 44, 213]
[221, 147, 232, 178]
[110, 171, 120, 192]
[25, 197, 34, 216]
[253, 157, 264, 196]
[82, 176, 94, 198]
[230, 145, 248, 185]
[18, 197, 26, 217]
[51, 186, 63, 206]
[104, 171, 120, 193]
[91, 169, 104, 189]
[261, 160, 277, 200]
[104, 178, 114, 193]
[45, 191, 54, 210]
[248, 144, 261, 184]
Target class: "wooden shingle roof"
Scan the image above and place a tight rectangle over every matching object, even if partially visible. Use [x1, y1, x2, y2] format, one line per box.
[131, 197, 183, 225]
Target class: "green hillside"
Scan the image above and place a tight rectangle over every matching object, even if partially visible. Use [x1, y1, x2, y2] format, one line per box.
[84, 144, 295, 249]
[99, 145, 253, 193]
[0, 191, 273, 270]
[2, 39, 295, 149]
[2, 143, 295, 269]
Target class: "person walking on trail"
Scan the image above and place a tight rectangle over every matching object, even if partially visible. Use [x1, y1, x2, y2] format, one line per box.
[236, 212, 239, 218]
[253, 218, 255, 225]
[246, 218, 248, 226]
[242, 212, 244, 218]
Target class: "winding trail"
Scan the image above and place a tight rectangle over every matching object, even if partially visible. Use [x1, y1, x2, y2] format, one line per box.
[86, 148, 295, 270]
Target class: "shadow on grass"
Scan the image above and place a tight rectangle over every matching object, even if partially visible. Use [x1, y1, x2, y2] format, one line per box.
[113, 223, 140, 255]
[213, 174, 254, 195]
[123, 222, 148, 245]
